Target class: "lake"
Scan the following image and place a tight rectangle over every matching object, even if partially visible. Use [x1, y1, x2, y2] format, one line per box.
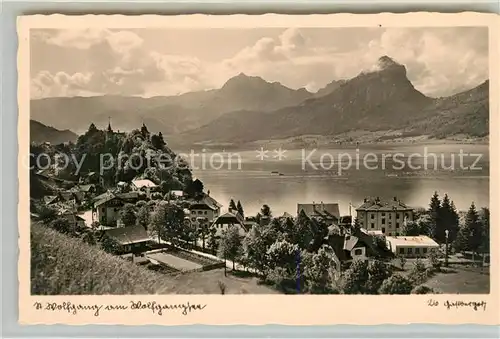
[184, 144, 489, 217]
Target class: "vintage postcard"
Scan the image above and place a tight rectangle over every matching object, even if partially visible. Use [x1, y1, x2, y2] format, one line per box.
[18, 13, 499, 325]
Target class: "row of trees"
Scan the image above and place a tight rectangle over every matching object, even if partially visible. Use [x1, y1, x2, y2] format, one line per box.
[397, 192, 489, 256]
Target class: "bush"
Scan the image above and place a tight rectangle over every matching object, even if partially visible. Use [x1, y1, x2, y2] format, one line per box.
[379, 275, 413, 294]
[411, 285, 436, 294]
[398, 256, 407, 270]
[412, 258, 426, 273]
[427, 249, 442, 271]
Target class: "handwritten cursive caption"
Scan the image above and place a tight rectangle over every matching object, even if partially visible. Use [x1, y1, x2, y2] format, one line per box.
[33, 301, 207, 317]
[427, 299, 487, 311]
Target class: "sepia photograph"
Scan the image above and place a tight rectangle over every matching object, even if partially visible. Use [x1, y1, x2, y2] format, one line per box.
[17, 13, 499, 326]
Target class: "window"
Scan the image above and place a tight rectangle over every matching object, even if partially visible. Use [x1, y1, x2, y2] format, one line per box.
[354, 248, 363, 256]
[399, 248, 405, 254]
[114, 208, 118, 212]
[388, 232, 392, 236]
[423, 248, 428, 254]
[204, 211, 207, 215]
[407, 248, 413, 254]
[415, 248, 420, 254]
[381, 227, 386, 233]
[405, 213, 409, 218]
[381, 219, 386, 225]
[381, 212, 386, 216]
[371, 214, 375, 219]
[371, 223, 375, 229]
[101, 207, 105, 212]
[389, 214, 392, 219]
[396, 222, 400, 228]
[396, 214, 400, 219]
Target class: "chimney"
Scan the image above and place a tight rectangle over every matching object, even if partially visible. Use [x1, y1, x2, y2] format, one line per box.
[364, 198, 367, 203]
[321, 201, 324, 210]
[393, 196, 397, 201]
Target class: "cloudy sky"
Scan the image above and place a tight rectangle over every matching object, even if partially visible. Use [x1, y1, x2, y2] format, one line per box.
[30, 27, 488, 99]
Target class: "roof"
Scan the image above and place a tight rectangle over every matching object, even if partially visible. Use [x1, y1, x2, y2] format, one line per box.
[385, 235, 439, 247]
[297, 203, 340, 220]
[61, 213, 85, 224]
[78, 184, 95, 192]
[104, 225, 151, 245]
[327, 234, 352, 262]
[132, 179, 157, 188]
[116, 192, 140, 201]
[343, 235, 360, 251]
[357, 197, 413, 211]
[282, 212, 294, 219]
[212, 212, 247, 230]
[94, 193, 121, 207]
[190, 195, 222, 211]
[44, 195, 59, 205]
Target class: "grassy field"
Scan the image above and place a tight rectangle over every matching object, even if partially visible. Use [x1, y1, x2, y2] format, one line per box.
[424, 266, 490, 294]
[31, 223, 277, 295]
[392, 259, 490, 294]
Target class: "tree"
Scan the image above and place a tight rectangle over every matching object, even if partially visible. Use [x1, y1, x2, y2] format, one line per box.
[303, 245, 337, 293]
[261, 204, 272, 218]
[288, 210, 314, 249]
[136, 205, 150, 230]
[207, 227, 219, 255]
[398, 256, 407, 270]
[185, 179, 204, 198]
[465, 202, 483, 255]
[341, 259, 369, 294]
[401, 220, 420, 236]
[49, 217, 73, 235]
[352, 217, 361, 232]
[119, 203, 137, 226]
[266, 240, 300, 276]
[365, 260, 392, 294]
[151, 133, 166, 150]
[428, 191, 443, 243]
[479, 207, 490, 254]
[379, 275, 413, 294]
[236, 200, 244, 218]
[440, 194, 459, 242]
[218, 226, 242, 270]
[149, 202, 185, 244]
[229, 199, 237, 211]
[38, 205, 58, 222]
[242, 225, 272, 276]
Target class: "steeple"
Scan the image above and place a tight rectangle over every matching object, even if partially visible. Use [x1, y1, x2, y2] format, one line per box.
[107, 116, 113, 133]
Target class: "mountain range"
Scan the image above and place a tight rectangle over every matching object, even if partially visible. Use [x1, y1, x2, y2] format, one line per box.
[30, 120, 78, 145]
[30, 55, 489, 146]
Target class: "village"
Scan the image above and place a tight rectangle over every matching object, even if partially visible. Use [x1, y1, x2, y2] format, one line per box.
[29, 122, 490, 295]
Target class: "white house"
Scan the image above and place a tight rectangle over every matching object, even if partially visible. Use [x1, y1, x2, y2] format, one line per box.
[385, 235, 439, 258]
[189, 195, 222, 222]
[131, 179, 158, 197]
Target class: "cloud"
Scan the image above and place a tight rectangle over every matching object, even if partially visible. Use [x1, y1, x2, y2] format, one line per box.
[31, 29, 214, 98]
[31, 27, 488, 99]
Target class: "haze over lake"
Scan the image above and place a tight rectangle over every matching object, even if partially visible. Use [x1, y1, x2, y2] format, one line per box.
[188, 144, 489, 216]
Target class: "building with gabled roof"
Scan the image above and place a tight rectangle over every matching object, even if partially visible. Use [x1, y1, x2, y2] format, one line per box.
[356, 196, 414, 236]
[189, 194, 222, 222]
[211, 211, 248, 237]
[101, 225, 153, 254]
[297, 202, 340, 223]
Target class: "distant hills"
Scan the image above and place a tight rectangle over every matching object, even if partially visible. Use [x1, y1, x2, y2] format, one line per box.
[177, 56, 489, 145]
[30, 120, 78, 144]
[30, 55, 489, 146]
[30, 72, 314, 137]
